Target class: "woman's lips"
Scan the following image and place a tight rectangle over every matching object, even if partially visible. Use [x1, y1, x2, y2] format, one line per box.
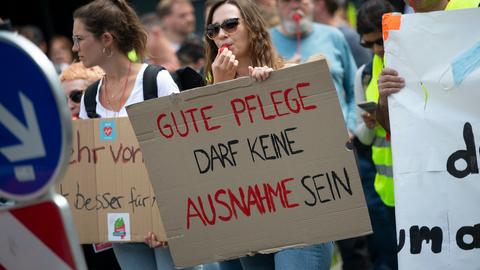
[219, 44, 231, 53]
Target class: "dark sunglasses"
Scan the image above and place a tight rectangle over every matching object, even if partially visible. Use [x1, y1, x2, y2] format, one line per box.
[68, 89, 84, 104]
[206, 18, 240, 40]
[360, 38, 384, 48]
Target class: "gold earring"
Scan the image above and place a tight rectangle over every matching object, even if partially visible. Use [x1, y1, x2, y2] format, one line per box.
[102, 47, 113, 58]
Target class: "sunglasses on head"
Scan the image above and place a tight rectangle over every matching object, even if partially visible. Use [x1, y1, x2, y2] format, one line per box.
[206, 17, 240, 40]
[360, 38, 384, 48]
[68, 89, 83, 104]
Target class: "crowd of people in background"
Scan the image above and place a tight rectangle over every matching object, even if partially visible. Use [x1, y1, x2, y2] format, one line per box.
[1, 0, 478, 269]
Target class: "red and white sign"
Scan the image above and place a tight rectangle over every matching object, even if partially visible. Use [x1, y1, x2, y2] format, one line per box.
[0, 196, 85, 270]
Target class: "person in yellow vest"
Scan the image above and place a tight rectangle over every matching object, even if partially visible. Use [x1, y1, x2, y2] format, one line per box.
[377, 0, 480, 132]
[354, 0, 398, 269]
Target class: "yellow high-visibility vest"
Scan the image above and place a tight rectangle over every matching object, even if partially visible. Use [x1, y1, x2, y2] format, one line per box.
[445, 0, 480, 10]
[365, 55, 395, 207]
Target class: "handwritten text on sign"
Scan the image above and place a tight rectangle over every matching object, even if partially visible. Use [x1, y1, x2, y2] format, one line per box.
[59, 182, 156, 214]
[384, 8, 480, 270]
[156, 82, 315, 139]
[57, 118, 165, 243]
[152, 81, 353, 229]
[128, 60, 370, 267]
[396, 122, 480, 255]
[69, 129, 143, 165]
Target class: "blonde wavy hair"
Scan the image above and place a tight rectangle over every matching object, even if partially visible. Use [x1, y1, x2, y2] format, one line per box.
[59, 62, 104, 83]
[204, 0, 283, 84]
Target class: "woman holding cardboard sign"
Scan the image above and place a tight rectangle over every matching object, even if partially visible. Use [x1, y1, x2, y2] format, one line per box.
[203, 1, 333, 270]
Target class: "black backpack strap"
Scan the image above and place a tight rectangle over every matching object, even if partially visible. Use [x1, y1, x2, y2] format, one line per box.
[142, 65, 206, 99]
[174, 66, 206, 92]
[143, 65, 165, 100]
[84, 79, 101, 118]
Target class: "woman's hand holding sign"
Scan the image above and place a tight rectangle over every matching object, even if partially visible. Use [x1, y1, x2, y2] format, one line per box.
[144, 232, 167, 248]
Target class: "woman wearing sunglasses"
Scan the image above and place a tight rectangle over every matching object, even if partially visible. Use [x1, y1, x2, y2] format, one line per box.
[204, 0, 283, 85]
[353, 0, 398, 269]
[204, 1, 334, 270]
[59, 62, 104, 119]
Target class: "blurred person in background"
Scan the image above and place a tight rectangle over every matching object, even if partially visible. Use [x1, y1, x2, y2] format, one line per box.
[272, 0, 357, 137]
[156, 0, 198, 52]
[313, 0, 371, 67]
[49, 35, 74, 73]
[59, 62, 104, 119]
[18, 24, 47, 53]
[353, 1, 399, 269]
[176, 39, 205, 73]
[0, 18, 13, 31]
[141, 13, 180, 71]
[253, 0, 281, 27]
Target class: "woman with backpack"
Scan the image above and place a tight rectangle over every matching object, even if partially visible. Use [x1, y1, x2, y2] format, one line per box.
[72, 1, 197, 269]
[74, 0, 178, 120]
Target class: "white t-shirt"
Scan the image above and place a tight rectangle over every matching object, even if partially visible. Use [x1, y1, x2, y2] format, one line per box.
[79, 64, 179, 119]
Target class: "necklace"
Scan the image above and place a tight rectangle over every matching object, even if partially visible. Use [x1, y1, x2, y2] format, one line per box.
[103, 61, 132, 113]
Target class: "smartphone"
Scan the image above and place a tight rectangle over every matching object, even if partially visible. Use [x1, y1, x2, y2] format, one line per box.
[357, 101, 377, 112]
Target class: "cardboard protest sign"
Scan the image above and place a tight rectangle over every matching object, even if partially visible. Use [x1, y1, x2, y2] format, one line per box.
[127, 59, 371, 267]
[57, 118, 166, 243]
[384, 9, 480, 269]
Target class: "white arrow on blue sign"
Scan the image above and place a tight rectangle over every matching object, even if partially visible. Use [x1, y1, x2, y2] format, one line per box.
[0, 32, 72, 201]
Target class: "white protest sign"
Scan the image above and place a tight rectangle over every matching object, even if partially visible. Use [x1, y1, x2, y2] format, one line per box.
[384, 8, 480, 269]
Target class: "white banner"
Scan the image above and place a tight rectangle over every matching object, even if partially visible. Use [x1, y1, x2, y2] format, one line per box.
[385, 8, 480, 269]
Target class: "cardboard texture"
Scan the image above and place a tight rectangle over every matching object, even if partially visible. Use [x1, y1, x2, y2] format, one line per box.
[127, 60, 371, 267]
[56, 118, 166, 243]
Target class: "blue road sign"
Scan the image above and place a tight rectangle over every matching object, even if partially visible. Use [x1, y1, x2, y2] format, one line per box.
[0, 32, 71, 201]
